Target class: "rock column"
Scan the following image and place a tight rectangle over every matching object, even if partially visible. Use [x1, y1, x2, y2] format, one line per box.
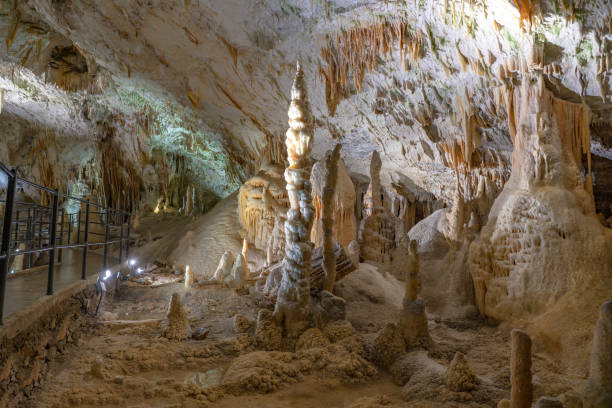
[274, 61, 315, 337]
[510, 329, 533, 408]
[584, 301, 612, 408]
[398, 239, 428, 348]
[322, 144, 341, 292]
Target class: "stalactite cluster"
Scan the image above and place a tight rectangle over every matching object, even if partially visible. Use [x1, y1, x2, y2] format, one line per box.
[319, 18, 424, 115]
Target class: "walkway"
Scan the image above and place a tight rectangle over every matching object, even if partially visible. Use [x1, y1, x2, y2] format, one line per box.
[2, 249, 115, 318]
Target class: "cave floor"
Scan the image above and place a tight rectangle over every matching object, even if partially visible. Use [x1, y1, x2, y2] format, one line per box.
[21, 263, 585, 408]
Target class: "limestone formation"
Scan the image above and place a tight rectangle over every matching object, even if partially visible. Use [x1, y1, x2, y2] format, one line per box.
[444, 352, 477, 392]
[161, 293, 191, 340]
[231, 253, 248, 288]
[233, 314, 254, 334]
[263, 243, 356, 295]
[238, 163, 288, 257]
[255, 309, 282, 351]
[311, 289, 346, 329]
[347, 240, 360, 267]
[321, 144, 342, 292]
[242, 239, 249, 264]
[398, 240, 428, 349]
[358, 151, 395, 264]
[310, 146, 357, 248]
[89, 357, 105, 379]
[534, 397, 563, 408]
[373, 323, 406, 368]
[398, 297, 429, 349]
[273, 61, 315, 338]
[584, 301, 612, 408]
[184, 265, 194, 288]
[469, 74, 612, 320]
[510, 329, 533, 408]
[405, 240, 419, 302]
[214, 250, 235, 283]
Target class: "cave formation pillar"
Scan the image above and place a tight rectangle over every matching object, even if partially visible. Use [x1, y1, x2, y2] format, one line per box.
[273, 61, 315, 337]
[510, 329, 533, 408]
[322, 144, 341, 292]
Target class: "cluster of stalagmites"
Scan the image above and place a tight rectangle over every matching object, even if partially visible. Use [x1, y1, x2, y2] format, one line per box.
[169, 58, 609, 406]
[212, 243, 250, 288]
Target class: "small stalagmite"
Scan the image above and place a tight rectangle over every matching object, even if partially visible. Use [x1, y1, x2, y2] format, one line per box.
[444, 352, 477, 392]
[214, 250, 234, 282]
[274, 61, 316, 337]
[242, 239, 249, 265]
[347, 240, 360, 267]
[231, 253, 248, 288]
[583, 301, 612, 408]
[161, 293, 191, 340]
[184, 265, 193, 288]
[510, 329, 533, 408]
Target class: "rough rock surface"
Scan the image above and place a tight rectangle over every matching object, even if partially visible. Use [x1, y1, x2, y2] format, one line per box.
[372, 323, 405, 368]
[161, 293, 192, 340]
[444, 352, 477, 392]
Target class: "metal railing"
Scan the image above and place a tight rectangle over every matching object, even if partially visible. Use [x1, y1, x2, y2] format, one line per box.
[0, 162, 131, 324]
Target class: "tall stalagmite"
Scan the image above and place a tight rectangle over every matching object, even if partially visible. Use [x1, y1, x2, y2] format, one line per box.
[322, 144, 342, 292]
[359, 151, 395, 263]
[584, 301, 612, 408]
[510, 329, 533, 408]
[274, 61, 316, 337]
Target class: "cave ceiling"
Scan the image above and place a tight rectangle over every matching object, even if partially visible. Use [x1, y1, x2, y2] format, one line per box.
[0, 0, 611, 205]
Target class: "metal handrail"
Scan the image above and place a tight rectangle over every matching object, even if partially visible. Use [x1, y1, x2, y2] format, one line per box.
[0, 162, 131, 324]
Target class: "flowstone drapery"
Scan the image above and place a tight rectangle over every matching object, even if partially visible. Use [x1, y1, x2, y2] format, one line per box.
[469, 73, 612, 320]
[273, 61, 316, 337]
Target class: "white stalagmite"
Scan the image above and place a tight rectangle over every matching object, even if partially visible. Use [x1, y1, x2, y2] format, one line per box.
[273, 61, 315, 337]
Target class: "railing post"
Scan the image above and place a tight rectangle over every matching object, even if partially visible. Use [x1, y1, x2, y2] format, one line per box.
[67, 213, 72, 248]
[46, 191, 59, 296]
[76, 209, 81, 245]
[27, 207, 32, 269]
[118, 212, 124, 263]
[58, 208, 65, 262]
[81, 201, 90, 280]
[38, 205, 43, 248]
[103, 209, 110, 270]
[0, 169, 17, 325]
[125, 214, 131, 262]
[13, 209, 19, 245]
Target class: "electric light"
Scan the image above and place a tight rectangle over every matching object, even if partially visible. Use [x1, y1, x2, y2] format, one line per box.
[103, 269, 111, 280]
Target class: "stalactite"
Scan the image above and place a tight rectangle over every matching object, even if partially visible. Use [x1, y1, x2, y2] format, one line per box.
[319, 17, 423, 115]
[238, 164, 288, 251]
